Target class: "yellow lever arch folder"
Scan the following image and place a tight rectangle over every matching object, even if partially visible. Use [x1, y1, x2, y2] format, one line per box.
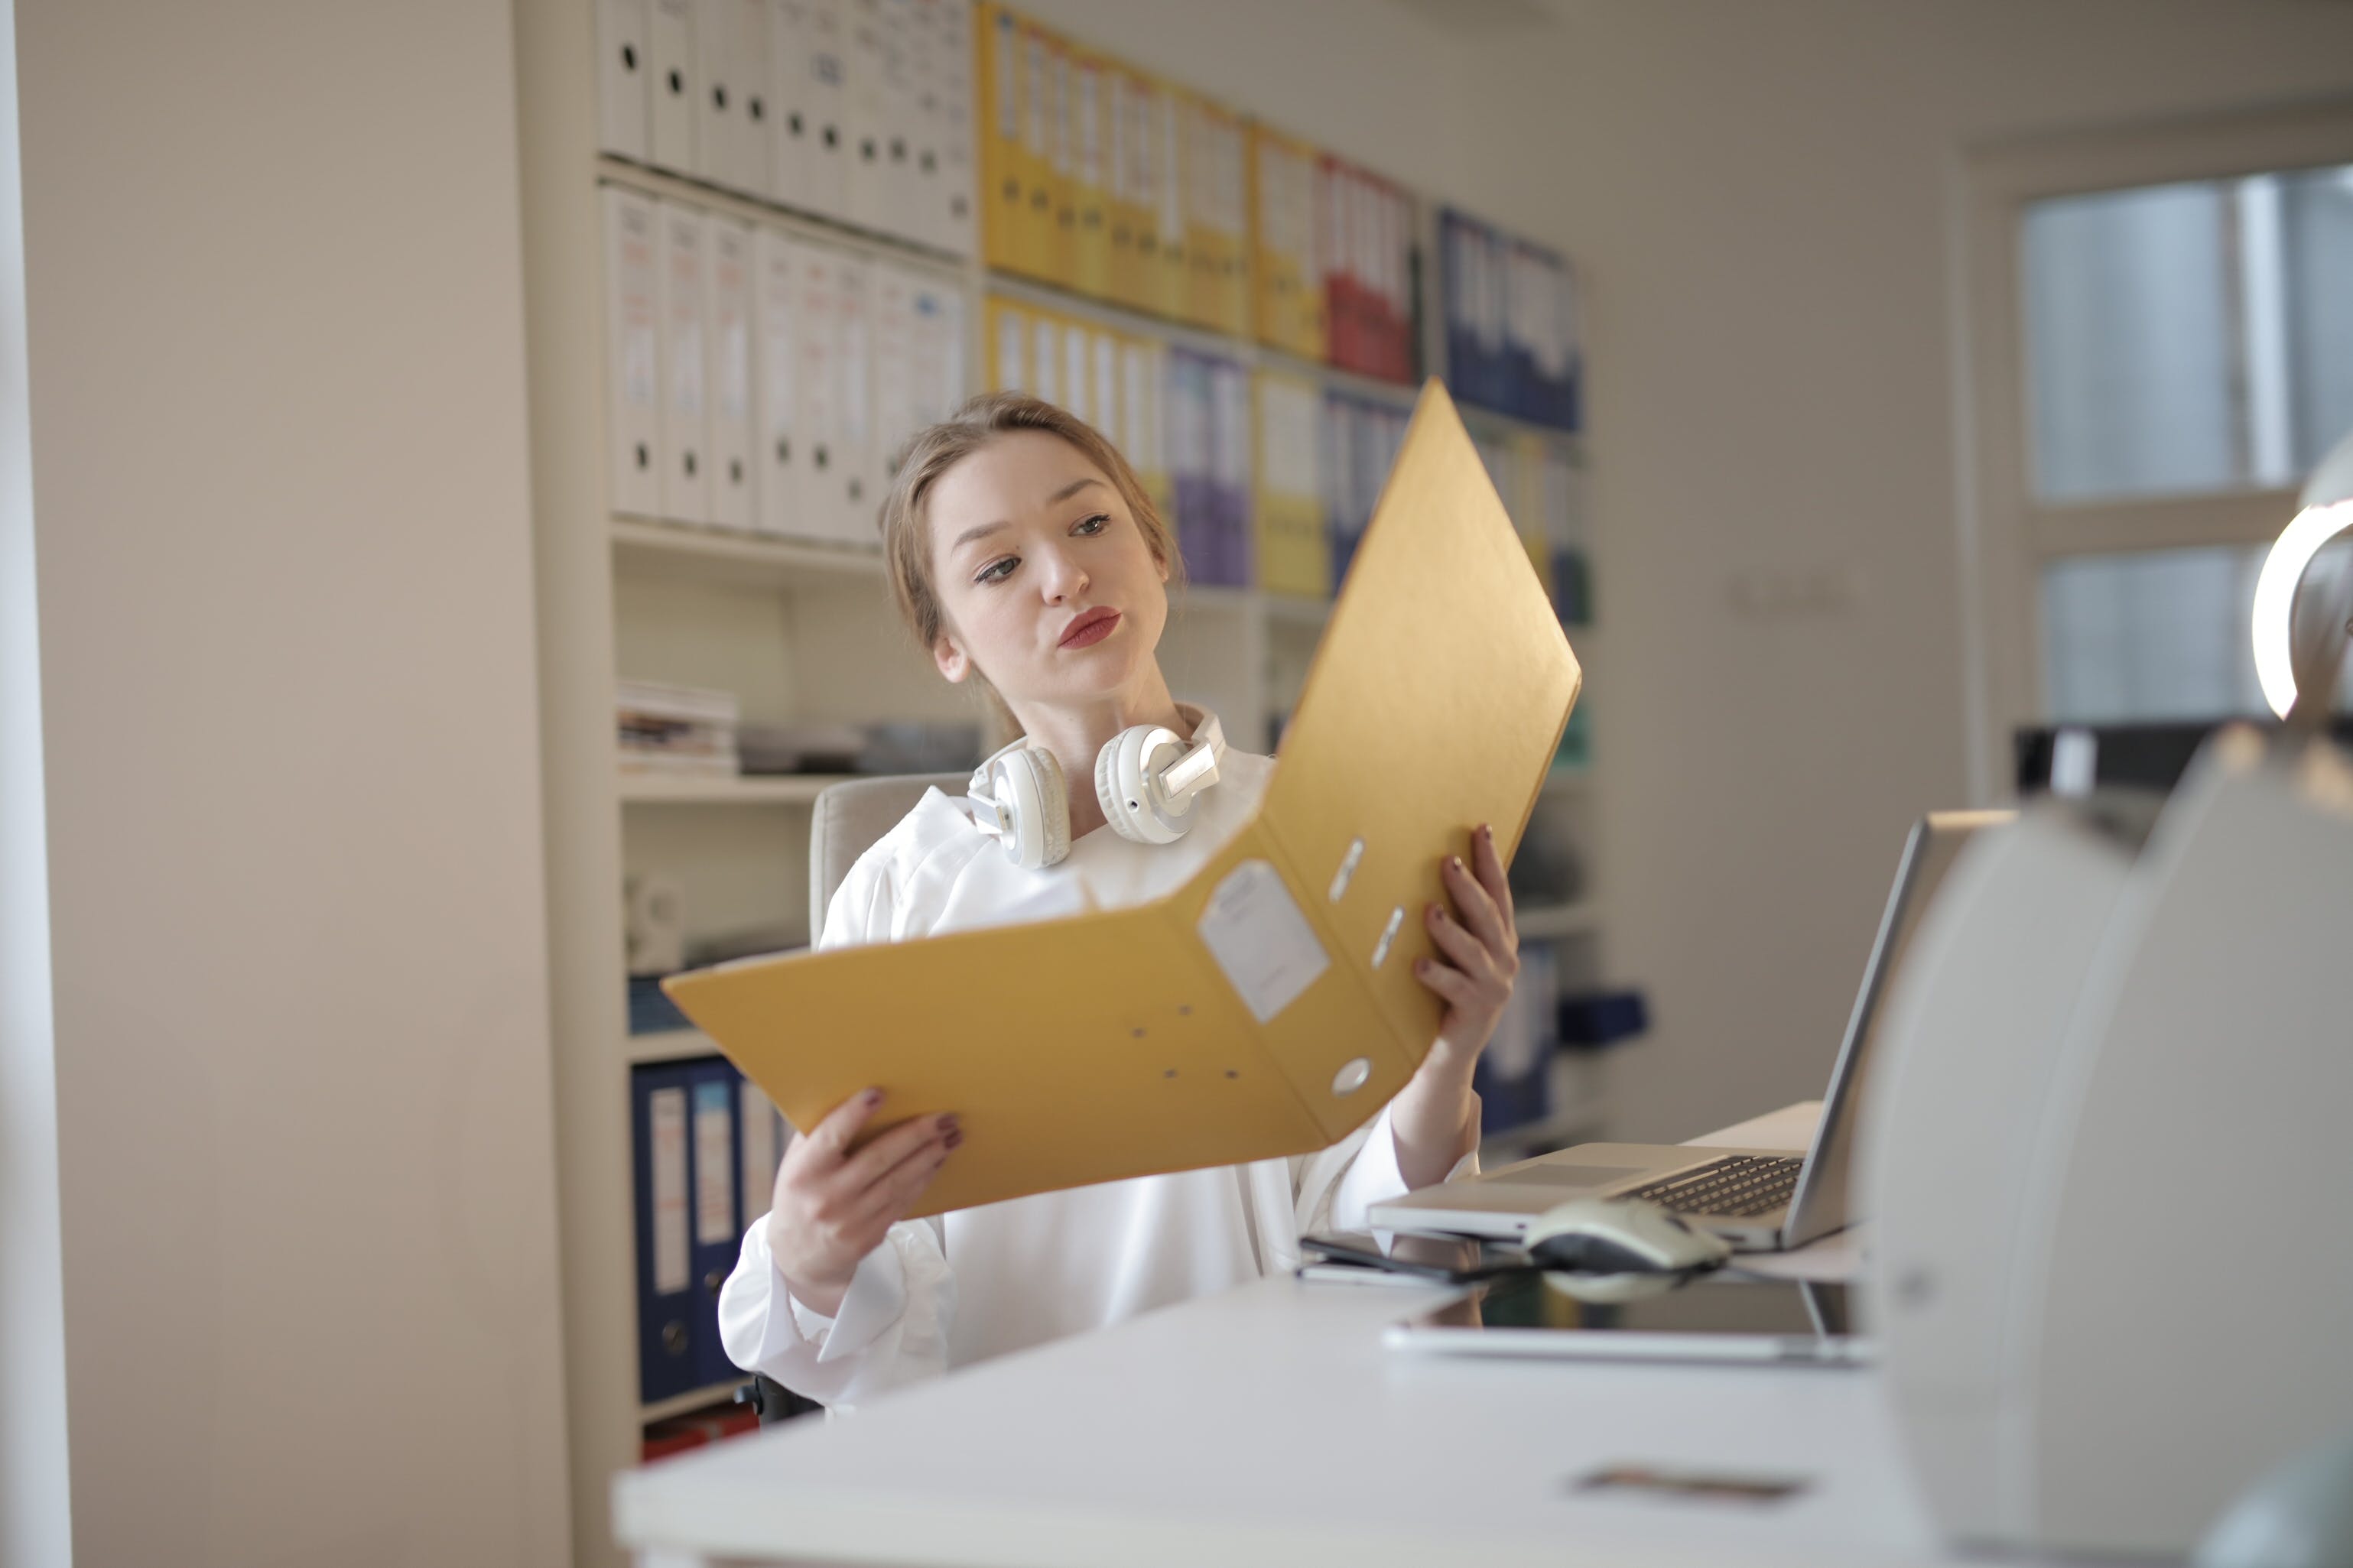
[664, 380, 1581, 1216]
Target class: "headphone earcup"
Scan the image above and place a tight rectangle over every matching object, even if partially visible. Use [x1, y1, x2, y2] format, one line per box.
[996, 746, 1071, 869]
[1096, 726, 1185, 846]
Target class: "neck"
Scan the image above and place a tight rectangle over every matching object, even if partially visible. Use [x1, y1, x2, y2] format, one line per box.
[1005, 668, 1187, 843]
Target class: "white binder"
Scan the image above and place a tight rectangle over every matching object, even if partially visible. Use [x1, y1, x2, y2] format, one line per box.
[788, 244, 845, 542]
[1091, 329, 1120, 446]
[752, 227, 806, 540]
[596, 0, 652, 162]
[1031, 313, 1060, 408]
[1061, 322, 1090, 429]
[993, 300, 1028, 394]
[868, 261, 915, 495]
[692, 0, 741, 190]
[916, 278, 965, 424]
[648, 0, 698, 174]
[832, 252, 876, 544]
[655, 200, 713, 524]
[843, 0, 892, 236]
[704, 213, 758, 533]
[765, 0, 813, 211]
[601, 187, 665, 518]
[801, 0, 852, 222]
[931, 0, 976, 258]
[732, 0, 772, 197]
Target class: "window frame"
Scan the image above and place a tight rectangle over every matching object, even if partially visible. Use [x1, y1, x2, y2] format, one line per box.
[1954, 96, 2353, 799]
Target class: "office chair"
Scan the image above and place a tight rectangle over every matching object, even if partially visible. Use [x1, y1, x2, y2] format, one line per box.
[744, 771, 967, 1427]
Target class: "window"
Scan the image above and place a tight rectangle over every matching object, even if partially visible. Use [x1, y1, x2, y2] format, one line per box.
[1960, 106, 2353, 786]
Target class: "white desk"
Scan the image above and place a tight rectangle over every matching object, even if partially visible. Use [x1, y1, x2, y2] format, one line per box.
[614, 1102, 1945, 1568]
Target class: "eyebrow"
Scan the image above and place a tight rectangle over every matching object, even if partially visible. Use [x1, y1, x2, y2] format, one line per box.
[949, 477, 1108, 552]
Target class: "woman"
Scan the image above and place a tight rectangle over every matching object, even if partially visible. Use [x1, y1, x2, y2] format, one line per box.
[718, 392, 1520, 1409]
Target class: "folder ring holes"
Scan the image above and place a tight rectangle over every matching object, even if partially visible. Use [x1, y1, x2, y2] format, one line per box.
[635, 442, 650, 470]
[1130, 1027, 1146, 1040]
[620, 44, 637, 71]
[1370, 906, 1406, 969]
[1178, 1004, 1192, 1016]
[790, 112, 804, 137]
[682, 453, 696, 478]
[712, 85, 726, 110]
[1224, 1070, 1240, 1080]
[749, 97, 765, 123]
[1331, 1058, 1372, 1098]
[1328, 838, 1366, 902]
[668, 70, 684, 95]
[730, 459, 743, 484]
[814, 445, 829, 469]
[775, 437, 789, 462]
[1164, 1068, 1178, 1079]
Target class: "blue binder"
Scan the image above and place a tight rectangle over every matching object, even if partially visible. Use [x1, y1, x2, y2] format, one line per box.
[632, 1060, 700, 1404]
[687, 1056, 747, 1391]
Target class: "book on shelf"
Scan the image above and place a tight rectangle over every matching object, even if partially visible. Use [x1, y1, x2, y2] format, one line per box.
[618, 677, 740, 776]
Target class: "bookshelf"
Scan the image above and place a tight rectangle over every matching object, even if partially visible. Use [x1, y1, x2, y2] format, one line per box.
[515, 4, 1607, 1561]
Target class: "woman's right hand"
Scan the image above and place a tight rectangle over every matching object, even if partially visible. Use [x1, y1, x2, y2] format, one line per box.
[765, 1089, 960, 1319]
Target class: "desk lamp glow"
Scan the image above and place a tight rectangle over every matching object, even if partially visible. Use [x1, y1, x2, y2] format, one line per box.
[2252, 427, 2353, 720]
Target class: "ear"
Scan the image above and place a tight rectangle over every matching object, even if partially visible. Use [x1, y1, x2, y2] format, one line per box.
[1155, 552, 1171, 586]
[932, 633, 971, 683]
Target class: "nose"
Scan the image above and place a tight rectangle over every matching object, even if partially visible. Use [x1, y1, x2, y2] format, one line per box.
[1036, 542, 1089, 604]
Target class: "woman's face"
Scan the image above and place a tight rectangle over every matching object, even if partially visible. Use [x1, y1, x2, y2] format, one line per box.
[925, 430, 1169, 710]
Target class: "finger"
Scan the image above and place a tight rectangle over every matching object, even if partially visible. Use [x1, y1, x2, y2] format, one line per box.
[835, 1112, 955, 1196]
[1425, 902, 1502, 982]
[1412, 954, 1478, 1007]
[1440, 851, 1510, 957]
[804, 1088, 887, 1169]
[849, 1131, 956, 1229]
[1472, 824, 1516, 940]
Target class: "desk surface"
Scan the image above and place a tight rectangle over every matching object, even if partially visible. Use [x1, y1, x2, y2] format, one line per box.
[614, 1101, 1942, 1568]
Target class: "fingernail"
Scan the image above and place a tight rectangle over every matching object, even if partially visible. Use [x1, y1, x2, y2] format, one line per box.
[863, 1089, 885, 1107]
[944, 1130, 964, 1150]
[1481, 824, 1494, 840]
[937, 1113, 959, 1133]
[1450, 855, 1463, 871]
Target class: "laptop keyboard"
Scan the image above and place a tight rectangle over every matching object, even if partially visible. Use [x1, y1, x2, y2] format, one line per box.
[1626, 1154, 1803, 1218]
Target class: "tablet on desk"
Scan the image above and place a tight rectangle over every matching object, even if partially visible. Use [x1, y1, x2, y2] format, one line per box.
[1384, 1276, 1871, 1367]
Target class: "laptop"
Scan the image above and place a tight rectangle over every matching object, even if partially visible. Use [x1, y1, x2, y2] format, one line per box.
[1367, 810, 2010, 1251]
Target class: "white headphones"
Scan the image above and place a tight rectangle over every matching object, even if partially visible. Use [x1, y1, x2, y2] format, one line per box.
[963, 704, 1227, 870]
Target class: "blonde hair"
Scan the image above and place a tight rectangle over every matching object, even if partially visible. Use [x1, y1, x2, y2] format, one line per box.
[877, 391, 1185, 660]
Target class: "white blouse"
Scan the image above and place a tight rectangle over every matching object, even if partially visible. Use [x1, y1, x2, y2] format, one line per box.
[717, 739, 1474, 1410]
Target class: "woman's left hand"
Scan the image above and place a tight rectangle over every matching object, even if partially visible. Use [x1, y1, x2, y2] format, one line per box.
[1412, 822, 1518, 1069]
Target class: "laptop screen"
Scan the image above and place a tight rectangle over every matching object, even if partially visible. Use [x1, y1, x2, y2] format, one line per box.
[1782, 810, 2013, 1246]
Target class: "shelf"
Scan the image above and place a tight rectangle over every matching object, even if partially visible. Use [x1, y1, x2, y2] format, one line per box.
[983, 270, 1254, 362]
[640, 1380, 750, 1427]
[611, 516, 890, 590]
[1516, 900, 1601, 940]
[626, 1028, 717, 1065]
[618, 771, 853, 806]
[596, 154, 971, 276]
[1259, 592, 1334, 629]
[1456, 401, 1587, 451]
[1253, 343, 1422, 407]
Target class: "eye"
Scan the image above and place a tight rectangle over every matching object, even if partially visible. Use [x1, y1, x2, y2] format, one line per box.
[1072, 512, 1110, 536]
[975, 555, 1019, 585]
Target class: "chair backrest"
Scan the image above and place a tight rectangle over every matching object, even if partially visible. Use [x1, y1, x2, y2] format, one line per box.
[808, 773, 967, 939]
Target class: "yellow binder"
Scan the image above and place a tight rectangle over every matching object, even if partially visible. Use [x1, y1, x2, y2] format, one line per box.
[1253, 368, 1330, 599]
[665, 381, 1581, 1217]
[973, 4, 1026, 278]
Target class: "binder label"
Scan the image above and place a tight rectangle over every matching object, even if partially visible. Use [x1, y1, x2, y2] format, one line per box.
[1196, 859, 1329, 1025]
[651, 1086, 691, 1294]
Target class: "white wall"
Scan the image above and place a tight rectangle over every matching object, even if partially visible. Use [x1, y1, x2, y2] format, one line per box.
[11, 1, 570, 1563]
[1443, 0, 2353, 1143]
[1016, 0, 2353, 1145]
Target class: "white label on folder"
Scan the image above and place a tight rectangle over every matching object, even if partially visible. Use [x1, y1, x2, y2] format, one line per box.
[739, 1081, 777, 1228]
[1197, 859, 1329, 1025]
[651, 1086, 690, 1295]
[694, 1079, 734, 1246]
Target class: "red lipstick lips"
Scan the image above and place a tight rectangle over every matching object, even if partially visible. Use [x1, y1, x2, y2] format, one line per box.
[1059, 608, 1120, 649]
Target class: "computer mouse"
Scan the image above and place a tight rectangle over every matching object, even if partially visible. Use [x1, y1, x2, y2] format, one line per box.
[1524, 1197, 1732, 1303]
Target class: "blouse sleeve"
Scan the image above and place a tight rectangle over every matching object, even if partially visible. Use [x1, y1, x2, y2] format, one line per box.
[714, 826, 964, 1407]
